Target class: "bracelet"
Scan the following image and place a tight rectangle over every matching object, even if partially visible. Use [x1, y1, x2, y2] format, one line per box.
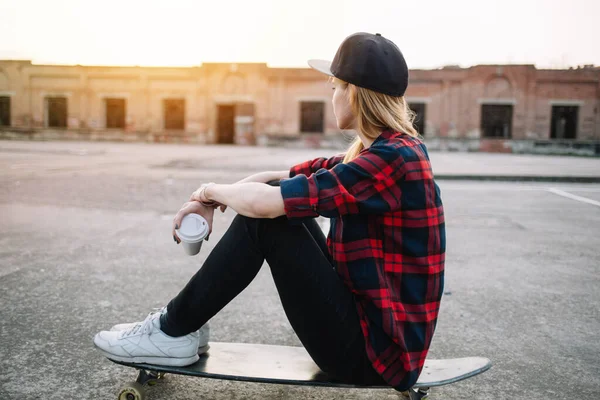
[199, 182, 217, 207]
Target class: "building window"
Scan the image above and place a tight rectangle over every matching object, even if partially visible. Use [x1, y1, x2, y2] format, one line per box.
[105, 98, 126, 129]
[0, 96, 10, 127]
[408, 102, 426, 136]
[481, 104, 512, 138]
[300, 101, 324, 133]
[550, 105, 578, 139]
[46, 97, 68, 128]
[164, 99, 185, 130]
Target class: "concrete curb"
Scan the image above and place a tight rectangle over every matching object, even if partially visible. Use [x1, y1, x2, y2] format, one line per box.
[435, 175, 600, 183]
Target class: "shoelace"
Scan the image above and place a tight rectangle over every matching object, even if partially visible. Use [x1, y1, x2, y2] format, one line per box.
[119, 307, 165, 338]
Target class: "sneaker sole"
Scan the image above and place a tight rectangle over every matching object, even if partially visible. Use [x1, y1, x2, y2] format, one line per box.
[95, 347, 200, 367]
[95, 344, 210, 366]
[197, 344, 210, 355]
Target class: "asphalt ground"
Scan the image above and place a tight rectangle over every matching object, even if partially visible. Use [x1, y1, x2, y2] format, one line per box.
[0, 141, 599, 400]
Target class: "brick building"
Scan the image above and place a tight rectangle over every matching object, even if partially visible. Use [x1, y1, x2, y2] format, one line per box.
[0, 60, 598, 151]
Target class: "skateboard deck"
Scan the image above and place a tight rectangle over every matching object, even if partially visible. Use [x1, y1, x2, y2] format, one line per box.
[109, 342, 491, 399]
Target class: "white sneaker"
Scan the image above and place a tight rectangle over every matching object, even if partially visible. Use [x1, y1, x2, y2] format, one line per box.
[109, 308, 210, 354]
[94, 310, 200, 366]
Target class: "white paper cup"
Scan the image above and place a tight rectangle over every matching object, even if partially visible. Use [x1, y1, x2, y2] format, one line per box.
[176, 213, 209, 256]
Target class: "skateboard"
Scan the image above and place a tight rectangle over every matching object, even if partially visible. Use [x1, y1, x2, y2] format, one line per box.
[108, 342, 491, 400]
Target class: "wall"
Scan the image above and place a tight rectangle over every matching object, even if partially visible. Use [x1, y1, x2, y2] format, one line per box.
[0, 60, 598, 144]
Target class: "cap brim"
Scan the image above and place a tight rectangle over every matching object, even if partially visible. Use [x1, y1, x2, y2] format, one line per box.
[308, 59, 334, 77]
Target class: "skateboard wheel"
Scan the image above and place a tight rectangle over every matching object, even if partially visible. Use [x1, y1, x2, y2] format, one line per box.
[118, 381, 146, 400]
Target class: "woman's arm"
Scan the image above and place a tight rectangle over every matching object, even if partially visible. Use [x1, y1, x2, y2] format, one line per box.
[193, 182, 285, 219]
[235, 170, 289, 185]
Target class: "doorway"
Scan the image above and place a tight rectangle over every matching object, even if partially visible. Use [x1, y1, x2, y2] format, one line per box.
[481, 104, 513, 138]
[217, 105, 235, 144]
[105, 98, 126, 129]
[550, 105, 578, 139]
[46, 97, 68, 128]
[163, 99, 185, 130]
[300, 101, 325, 133]
[0, 96, 10, 127]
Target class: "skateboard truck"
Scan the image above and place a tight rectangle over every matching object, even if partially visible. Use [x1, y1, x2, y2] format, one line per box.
[117, 369, 164, 400]
[400, 387, 430, 399]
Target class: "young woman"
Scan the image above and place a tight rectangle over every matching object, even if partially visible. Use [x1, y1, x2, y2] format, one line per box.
[94, 32, 445, 393]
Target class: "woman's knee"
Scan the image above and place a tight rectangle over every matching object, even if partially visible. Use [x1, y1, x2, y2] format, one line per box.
[232, 213, 289, 243]
[234, 213, 288, 229]
[234, 213, 303, 259]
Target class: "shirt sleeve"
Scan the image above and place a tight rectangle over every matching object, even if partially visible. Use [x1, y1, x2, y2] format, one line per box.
[288, 154, 345, 178]
[280, 144, 409, 221]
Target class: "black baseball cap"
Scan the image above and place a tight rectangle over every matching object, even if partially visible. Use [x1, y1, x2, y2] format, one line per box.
[308, 32, 409, 97]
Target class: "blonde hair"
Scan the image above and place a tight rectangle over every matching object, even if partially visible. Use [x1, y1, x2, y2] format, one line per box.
[330, 77, 419, 164]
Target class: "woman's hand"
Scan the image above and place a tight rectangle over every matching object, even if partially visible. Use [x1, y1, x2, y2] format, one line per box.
[172, 201, 215, 244]
[190, 183, 227, 213]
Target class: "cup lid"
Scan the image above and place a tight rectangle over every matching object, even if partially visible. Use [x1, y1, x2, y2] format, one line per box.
[176, 213, 209, 243]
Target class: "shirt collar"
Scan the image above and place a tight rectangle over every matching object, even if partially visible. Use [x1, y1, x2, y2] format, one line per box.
[372, 128, 400, 145]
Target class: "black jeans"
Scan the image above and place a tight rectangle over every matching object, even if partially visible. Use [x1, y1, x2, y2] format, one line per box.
[160, 190, 385, 386]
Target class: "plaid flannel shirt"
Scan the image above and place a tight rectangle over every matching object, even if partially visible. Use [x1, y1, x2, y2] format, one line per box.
[279, 130, 445, 391]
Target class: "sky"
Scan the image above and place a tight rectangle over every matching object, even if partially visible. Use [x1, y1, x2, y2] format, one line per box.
[0, 0, 598, 69]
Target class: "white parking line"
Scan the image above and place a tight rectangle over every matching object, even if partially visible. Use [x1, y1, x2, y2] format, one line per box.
[552, 187, 600, 192]
[441, 183, 600, 193]
[546, 188, 600, 207]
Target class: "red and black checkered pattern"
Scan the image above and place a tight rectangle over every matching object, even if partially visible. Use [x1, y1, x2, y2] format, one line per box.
[280, 130, 445, 391]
